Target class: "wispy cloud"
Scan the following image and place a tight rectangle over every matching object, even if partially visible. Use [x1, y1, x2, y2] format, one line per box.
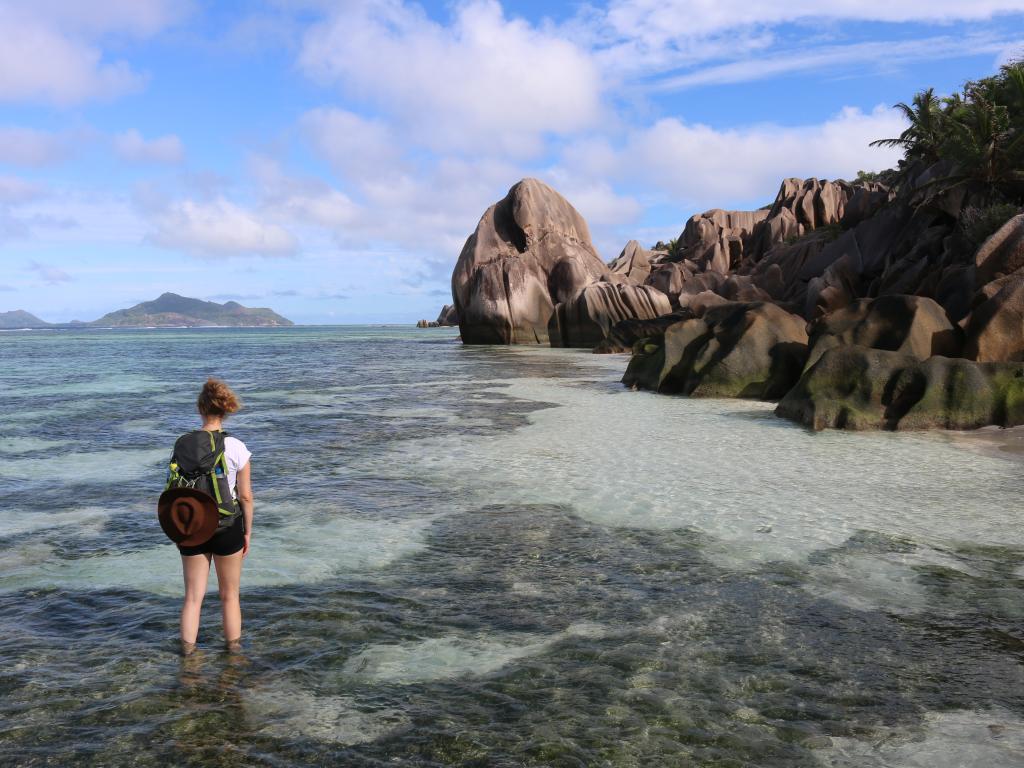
[28, 261, 73, 284]
[0, 126, 71, 166]
[0, 176, 45, 205]
[113, 129, 184, 164]
[597, 0, 1024, 44]
[146, 197, 297, 258]
[647, 35, 1017, 91]
[206, 293, 265, 301]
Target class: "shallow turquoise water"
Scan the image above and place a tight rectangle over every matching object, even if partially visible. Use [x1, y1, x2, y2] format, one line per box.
[1, 326, 1023, 767]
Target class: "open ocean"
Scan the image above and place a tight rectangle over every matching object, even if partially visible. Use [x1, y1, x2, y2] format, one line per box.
[1, 325, 1022, 767]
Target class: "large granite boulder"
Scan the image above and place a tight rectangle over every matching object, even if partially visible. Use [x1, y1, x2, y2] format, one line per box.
[608, 240, 655, 285]
[805, 295, 961, 370]
[622, 302, 809, 399]
[750, 178, 865, 257]
[645, 262, 693, 302]
[963, 271, 1024, 362]
[549, 282, 672, 348]
[646, 264, 727, 308]
[452, 179, 607, 344]
[436, 304, 459, 326]
[975, 213, 1024, 287]
[777, 346, 1024, 430]
[594, 310, 692, 354]
[676, 209, 769, 273]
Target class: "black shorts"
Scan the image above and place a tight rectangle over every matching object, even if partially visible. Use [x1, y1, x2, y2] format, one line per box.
[178, 515, 245, 557]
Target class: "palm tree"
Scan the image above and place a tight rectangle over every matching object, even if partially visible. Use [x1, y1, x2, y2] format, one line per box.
[870, 88, 944, 164]
[870, 62, 1024, 202]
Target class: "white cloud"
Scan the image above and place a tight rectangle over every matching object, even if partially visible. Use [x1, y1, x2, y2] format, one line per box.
[575, 1, 1024, 89]
[0, 1, 186, 105]
[299, 0, 601, 156]
[541, 174, 643, 258]
[147, 198, 297, 258]
[996, 43, 1024, 66]
[0, 9, 142, 104]
[0, 175, 72, 242]
[113, 130, 184, 164]
[29, 261, 72, 284]
[602, 0, 1024, 43]
[278, 188, 361, 229]
[248, 155, 364, 231]
[14, 0, 187, 37]
[300, 108, 403, 181]
[618, 105, 906, 208]
[0, 126, 69, 166]
[0, 176, 44, 205]
[649, 35, 1016, 91]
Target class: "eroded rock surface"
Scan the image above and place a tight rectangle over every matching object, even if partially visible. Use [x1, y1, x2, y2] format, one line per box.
[975, 214, 1024, 287]
[550, 282, 671, 349]
[805, 295, 961, 370]
[436, 304, 459, 326]
[622, 302, 809, 399]
[777, 346, 1024, 430]
[452, 179, 607, 344]
[608, 240, 656, 285]
[964, 271, 1024, 362]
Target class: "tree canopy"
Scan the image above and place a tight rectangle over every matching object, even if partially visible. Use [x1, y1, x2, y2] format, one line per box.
[871, 61, 1024, 202]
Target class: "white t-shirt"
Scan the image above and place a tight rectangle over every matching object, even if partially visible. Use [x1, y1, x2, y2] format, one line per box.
[224, 436, 251, 499]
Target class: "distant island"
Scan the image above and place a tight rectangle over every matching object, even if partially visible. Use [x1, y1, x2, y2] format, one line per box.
[0, 293, 293, 329]
[0, 309, 51, 329]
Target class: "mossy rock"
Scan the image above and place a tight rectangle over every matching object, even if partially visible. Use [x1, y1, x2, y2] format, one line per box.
[622, 302, 809, 399]
[776, 345, 1024, 430]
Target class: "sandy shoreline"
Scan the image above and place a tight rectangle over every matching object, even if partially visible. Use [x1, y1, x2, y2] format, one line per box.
[943, 424, 1024, 464]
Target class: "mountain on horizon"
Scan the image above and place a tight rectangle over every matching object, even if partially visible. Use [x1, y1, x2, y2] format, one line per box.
[0, 309, 51, 329]
[2, 293, 294, 328]
[90, 292, 294, 327]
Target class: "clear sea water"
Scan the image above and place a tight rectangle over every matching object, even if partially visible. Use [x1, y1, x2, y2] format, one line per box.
[1, 326, 1023, 767]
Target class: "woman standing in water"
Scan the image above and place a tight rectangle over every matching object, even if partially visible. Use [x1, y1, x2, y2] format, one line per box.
[176, 378, 253, 655]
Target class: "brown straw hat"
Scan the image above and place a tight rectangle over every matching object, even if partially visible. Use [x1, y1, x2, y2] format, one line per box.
[158, 488, 220, 546]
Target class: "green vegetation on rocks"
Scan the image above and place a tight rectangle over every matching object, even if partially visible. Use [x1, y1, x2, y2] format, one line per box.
[871, 61, 1024, 200]
[776, 346, 1024, 430]
[623, 302, 809, 399]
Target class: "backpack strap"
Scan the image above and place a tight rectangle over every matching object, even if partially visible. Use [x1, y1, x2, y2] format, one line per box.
[206, 430, 227, 509]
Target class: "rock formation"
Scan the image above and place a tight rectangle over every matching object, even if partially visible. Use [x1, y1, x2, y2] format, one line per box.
[777, 347, 1024, 430]
[975, 214, 1024, 286]
[452, 179, 679, 347]
[436, 304, 458, 326]
[622, 302, 809, 399]
[642, 177, 893, 313]
[447, 170, 1024, 431]
[452, 179, 611, 344]
[804, 295, 962, 370]
[963, 272, 1024, 362]
[549, 282, 671, 348]
[608, 241, 657, 284]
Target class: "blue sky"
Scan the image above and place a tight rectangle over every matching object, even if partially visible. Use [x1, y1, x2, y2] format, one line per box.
[0, 1, 1022, 324]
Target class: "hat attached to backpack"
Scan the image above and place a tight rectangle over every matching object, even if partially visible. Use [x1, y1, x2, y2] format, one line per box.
[158, 487, 220, 546]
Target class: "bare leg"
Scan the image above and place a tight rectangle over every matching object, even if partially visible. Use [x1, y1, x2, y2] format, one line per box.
[181, 554, 212, 650]
[213, 550, 244, 648]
